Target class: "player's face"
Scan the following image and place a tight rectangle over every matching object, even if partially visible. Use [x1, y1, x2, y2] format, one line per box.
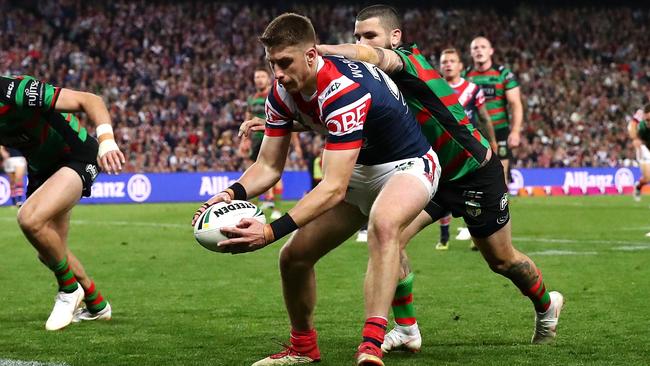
[253, 71, 270, 90]
[470, 38, 494, 64]
[440, 53, 462, 80]
[266, 45, 318, 93]
[354, 18, 393, 49]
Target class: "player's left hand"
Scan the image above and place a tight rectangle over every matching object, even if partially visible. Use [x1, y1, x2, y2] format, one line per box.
[238, 116, 266, 138]
[508, 131, 521, 148]
[98, 148, 126, 175]
[218, 218, 269, 254]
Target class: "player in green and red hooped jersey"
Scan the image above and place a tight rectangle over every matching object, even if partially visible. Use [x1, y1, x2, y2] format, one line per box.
[0, 75, 125, 331]
[317, 4, 564, 353]
[464, 36, 524, 186]
[627, 104, 650, 202]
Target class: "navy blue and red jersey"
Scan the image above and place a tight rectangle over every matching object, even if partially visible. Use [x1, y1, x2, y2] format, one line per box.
[264, 55, 430, 165]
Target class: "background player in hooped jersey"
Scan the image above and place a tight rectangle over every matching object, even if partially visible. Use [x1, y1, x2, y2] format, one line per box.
[628, 105, 650, 202]
[242, 67, 284, 219]
[192, 13, 440, 366]
[317, 4, 563, 354]
[437, 48, 498, 250]
[464, 36, 524, 185]
[1, 146, 27, 207]
[0, 75, 124, 330]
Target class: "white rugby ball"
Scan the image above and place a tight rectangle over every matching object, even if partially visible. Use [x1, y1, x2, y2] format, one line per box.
[193, 200, 266, 252]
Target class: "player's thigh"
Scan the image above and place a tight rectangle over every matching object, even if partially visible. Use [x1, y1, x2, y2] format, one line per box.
[280, 201, 366, 266]
[19, 167, 82, 228]
[369, 173, 432, 239]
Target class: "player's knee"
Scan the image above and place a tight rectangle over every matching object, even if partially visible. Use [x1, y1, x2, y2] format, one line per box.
[487, 260, 510, 275]
[279, 244, 314, 273]
[368, 217, 400, 248]
[17, 208, 44, 235]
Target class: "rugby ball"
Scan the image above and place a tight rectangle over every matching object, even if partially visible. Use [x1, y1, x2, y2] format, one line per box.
[193, 200, 266, 252]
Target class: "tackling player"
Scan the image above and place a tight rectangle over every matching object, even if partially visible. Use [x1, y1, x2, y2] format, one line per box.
[436, 48, 498, 250]
[317, 4, 563, 354]
[628, 105, 650, 202]
[464, 36, 524, 185]
[1, 146, 27, 207]
[193, 13, 440, 366]
[0, 75, 124, 330]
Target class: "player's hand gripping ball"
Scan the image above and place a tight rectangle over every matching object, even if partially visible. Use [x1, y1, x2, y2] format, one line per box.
[193, 200, 266, 252]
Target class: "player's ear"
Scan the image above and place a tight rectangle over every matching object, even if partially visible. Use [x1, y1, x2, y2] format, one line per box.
[390, 29, 402, 48]
[305, 47, 318, 66]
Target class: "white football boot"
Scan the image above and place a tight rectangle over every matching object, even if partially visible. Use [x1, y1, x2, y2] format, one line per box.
[72, 302, 112, 323]
[356, 229, 368, 243]
[455, 227, 471, 241]
[532, 291, 565, 344]
[45, 285, 85, 331]
[381, 322, 422, 353]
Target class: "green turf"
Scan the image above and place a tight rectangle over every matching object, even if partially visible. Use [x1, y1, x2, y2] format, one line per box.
[0, 196, 649, 366]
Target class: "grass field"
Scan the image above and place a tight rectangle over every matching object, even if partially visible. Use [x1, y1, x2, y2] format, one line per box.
[1, 196, 649, 366]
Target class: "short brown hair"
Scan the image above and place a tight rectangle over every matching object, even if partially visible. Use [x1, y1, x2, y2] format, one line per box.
[356, 5, 401, 31]
[260, 13, 316, 49]
[441, 48, 460, 57]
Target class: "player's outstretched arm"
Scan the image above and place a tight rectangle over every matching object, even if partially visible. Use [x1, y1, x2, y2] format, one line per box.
[506, 86, 523, 147]
[317, 44, 404, 74]
[478, 105, 498, 152]
[191, 133, 291, 226]
[55, 88, 125, 174]
[218, 146, 360, 254]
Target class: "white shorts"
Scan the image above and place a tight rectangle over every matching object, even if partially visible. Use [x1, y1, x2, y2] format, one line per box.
[3, 156, 27, 173]
[345, 148, 440, 216]
[637, 144, 650, 164]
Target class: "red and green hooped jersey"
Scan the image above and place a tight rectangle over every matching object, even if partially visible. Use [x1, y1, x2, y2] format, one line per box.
[392, 44, 490, 182]
[463, 64, 519, 131]
[248, 90, 268, 142]
[0, 75, 98, 173]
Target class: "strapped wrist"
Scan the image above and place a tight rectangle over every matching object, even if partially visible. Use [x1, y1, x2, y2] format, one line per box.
[223, 182, 247, 200]
[268, 213, 298, 243]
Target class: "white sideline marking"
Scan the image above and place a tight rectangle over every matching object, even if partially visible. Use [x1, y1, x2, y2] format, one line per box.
[0, 360, 70, 366]
[613, 245, 650, 251]
[0, 216, 186, 229]
[513, 236, 650, 246]
[528, 250, 598, 256]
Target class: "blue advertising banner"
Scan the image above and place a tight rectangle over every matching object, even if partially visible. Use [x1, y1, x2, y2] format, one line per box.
[0, 167, 640, 205]
[508, 167, 639, 194]
[0, 171, 312, 206]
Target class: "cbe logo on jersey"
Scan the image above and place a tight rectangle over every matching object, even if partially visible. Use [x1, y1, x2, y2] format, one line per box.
[325, 96, 370, 135]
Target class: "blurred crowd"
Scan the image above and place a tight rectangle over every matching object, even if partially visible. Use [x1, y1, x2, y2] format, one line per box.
[1, 0, 648, 171]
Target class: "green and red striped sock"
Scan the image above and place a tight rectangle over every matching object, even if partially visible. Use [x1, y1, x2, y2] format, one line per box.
[50, 257, 79, 293]
[83, 281, 108, 313]
[392, 273, 416, 326]
[524, 270, 551, 313]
